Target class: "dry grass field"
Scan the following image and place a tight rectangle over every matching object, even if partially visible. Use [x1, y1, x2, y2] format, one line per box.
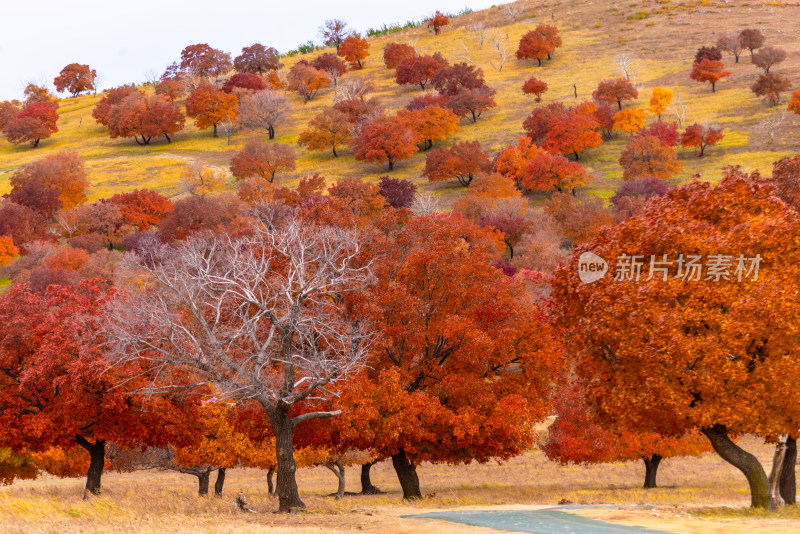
[2, 436, 800, 533]
[1, 0, 798, 208]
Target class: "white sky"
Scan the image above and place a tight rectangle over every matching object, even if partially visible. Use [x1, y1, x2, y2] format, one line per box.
[0, 0, 503, 100]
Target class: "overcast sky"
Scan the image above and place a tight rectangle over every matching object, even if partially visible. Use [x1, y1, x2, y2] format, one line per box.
[0, 0, 504, 100]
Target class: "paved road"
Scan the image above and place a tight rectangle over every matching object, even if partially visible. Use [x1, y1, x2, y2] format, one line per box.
[406, 506, 674, 534]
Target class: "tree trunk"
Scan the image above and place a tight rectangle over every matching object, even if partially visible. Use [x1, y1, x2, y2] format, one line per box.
[702, 425, 770, 508]
[617, 100, 622, 111]
[735, 53, 739, 63]
[332, 146, 338, 157]
[164, 134, 171, 143]
[213, 123, 218, 137]
[268, 125, 275, 140]
[33, 138, 40, 148]
[391, 448, 422, 500]
[324, 457, 346, 499]
[214, 468, 226, 497]
[388, 160, 394, 171]
[573, 151, 580, 161]
[572, 84, 577, 98]
[537, 58, 542, 67]
[267, 466, 276, 496]
[471, 111, 478, 123]
[273, 410, 305, 512]
[781, 437, 796, 505]
[196, 469, 210, 496]
[711, 82, 716, 93]
[643, 454, 662, 489]
[360, 461, 382, 494]
[76, 435, 105, 498]
[769, 436, 789, 508]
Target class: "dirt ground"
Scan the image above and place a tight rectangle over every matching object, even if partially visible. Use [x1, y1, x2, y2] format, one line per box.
[2, 436, 799, 533]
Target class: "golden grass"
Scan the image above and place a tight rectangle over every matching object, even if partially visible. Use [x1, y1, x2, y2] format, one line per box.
[0, 0, 797, 209]
[2, 436, 797, 533]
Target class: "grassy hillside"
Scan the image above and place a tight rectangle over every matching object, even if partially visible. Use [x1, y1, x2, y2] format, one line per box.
[1, 0, 798, 207]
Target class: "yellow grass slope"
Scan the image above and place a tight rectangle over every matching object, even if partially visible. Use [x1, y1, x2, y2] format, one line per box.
[0, 0, 798, 206]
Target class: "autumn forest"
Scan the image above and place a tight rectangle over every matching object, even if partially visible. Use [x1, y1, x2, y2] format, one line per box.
[1, 1, 800, 533]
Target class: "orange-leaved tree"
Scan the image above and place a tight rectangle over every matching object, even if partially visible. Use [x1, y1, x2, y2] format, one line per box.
[185, 84, 238, 137]
[338, 35, 370, 69]
[353, 115, 418, 170]
[551, 169, 800, 508]
[543, 378, 710, 489]
[422, 140, 491, 186]
[334, 213, 563, 499]
[690, 59, 730, 93]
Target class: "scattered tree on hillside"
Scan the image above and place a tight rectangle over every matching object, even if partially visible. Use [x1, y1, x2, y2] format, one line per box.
[230, 140, 296, 182]
[717, 32, 743, 63]
[93, 86, 142, 126]
[338, 35, 370, 69]
[155, 79, 185, 101]
[109, 190, 174, 231]
[431, 63, 486, 95]
[422, 141, 490, 186]
[522, 77, 548, 102]
[619, 135, 682, 180]
[680, 123, 723, 156]
[398, 105, 460, 150]
[649, 87, 672, 120]
[233, 43, 281, 73]
[447, 86, 497, 123]
[179, 44, 232, 79]
[320, 19, 350, 52]
[519, 150, 588, 193]
[287, 63, 331, 102]
[592, 78, 638, 110]
[540, 102, 602, 160]
[105, 94, 184, 145]
[23, 84, 58, 106]
[612, 108, 648, 135]
[353, 116, 418, 170]
[739, 28, 764, 59]
[751, 73, 792, 106]
[635, 120, 680, 147]
[237, 89, 289, 139]
[516, 25, 562, 66]
[311, 54, 348, 86]
[2, 102, 59, 147]
[53, 63, 96, 97]
[427, 11, 450, 35]
[185, 84, 238, 137]
[752, 46, 787, 74]
[395, 53, 449, 91]
[297, 110, 353, 157]
[690, 59, 730, 93]
[383, 43, 416, 69]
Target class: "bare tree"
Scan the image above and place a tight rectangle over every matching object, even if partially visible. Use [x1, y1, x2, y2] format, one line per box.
[667, 94, 687, 128]
[319, 19, 350, 52]
[217, 119, 238, 146]
[458, 42, 476, 66]
[488, 30, 510, 73]
[469, 21, 488, 49]
[334, 77, 374, 102]
[143, 70, 160, 88]
[755, 111, 787, 145]
[411, 192, 441, 215]
[238, 89, 290, 140]
[105, 218, 374, 513]
[615, 53, 636, 80]
[505, 2, 522, 22]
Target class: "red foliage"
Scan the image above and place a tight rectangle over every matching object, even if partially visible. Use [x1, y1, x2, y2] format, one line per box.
[221, 72, 267, 94]
[690, 59, 730, 93]
[158, 194, 249, 242]
[53, 63, 96, 96]
[353, 116, 418, 170]
[427, 11, 450, 35]
[383, 43, 416, 69]
[395, 53, 449, 90]
[3, 102, 59, 147]
[522, 77, 548, 102]
[592, 78, 638, 110]
[179, 43, 232, 78]
[338, 35, 370, 69]
[230, 140, 296, 182]
[431, 63, 486, 96]
[447, 86, 497, 123]
[234, 43, 281, 73]
[311, 53, 348, 84]
[93, 85, 141, 126]
[635, 121, 680, 146]
[109, 189, 174, 230]
[106, 94, 185, 145]
[520, 150, 588, 192]
[7, 151, 89, 212]
[680, 123, 723, 156]
[423, 141, 491, 186]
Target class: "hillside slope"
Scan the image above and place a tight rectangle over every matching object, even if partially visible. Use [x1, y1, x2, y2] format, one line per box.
[1, 0, 798, 206]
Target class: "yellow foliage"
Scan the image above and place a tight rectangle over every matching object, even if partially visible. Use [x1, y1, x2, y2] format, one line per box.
[612, 108, 648, 135]
[649, 87, 673, 118]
